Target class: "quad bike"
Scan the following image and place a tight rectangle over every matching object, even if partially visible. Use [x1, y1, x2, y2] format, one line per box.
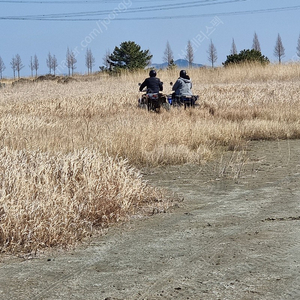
[167, 94, 199, 109]
[167, 82, 199, 109]
[138, 85, 170, 113]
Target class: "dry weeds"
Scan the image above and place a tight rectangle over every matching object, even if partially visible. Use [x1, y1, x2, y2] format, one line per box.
[0, 149, 167, 254]
[0, 63, 300, 254]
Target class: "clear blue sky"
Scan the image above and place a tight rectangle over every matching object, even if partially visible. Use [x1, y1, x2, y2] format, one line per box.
[0, 0, 300, 77]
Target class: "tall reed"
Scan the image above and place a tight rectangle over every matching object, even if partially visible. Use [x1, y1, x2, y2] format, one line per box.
[1, 63, 300, 254]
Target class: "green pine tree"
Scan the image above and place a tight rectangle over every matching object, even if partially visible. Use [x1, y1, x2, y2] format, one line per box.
[109, 41, 152, 71]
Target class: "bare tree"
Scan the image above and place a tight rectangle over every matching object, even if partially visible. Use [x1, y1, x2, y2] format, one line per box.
[29, 56, 34, 77]
[66, 48, 71, 76]
[70, 51, 77, 76]
[85, 48, 95, 74]
[230, 38, 237, 55]
[0, 56, 6, 79]
[252, 32, 261, 52]
[297, 34, 300, 59]
[185, 40, 194, 68]
[207, 40, 218, 68]
[14, 54, 24, 78]
[52, 55, 58, 75]
[274, 34, 285, 64]
[46, 52, 52, 74]
[66, 48, 77, 76]
[102, 49, 111, 70]
[33, 54, 39, 78]
[163, 41, 174, 66]
[10, 57, 16, 79]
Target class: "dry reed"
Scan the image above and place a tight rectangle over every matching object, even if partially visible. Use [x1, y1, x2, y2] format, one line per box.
[0, 148, 166, 254]
[0, 63, 300, 254]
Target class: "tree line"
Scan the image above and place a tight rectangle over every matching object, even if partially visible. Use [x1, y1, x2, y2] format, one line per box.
[170, 32, 300, 68]
[1, 32, 300, 79]
[0, 47, 97, 79]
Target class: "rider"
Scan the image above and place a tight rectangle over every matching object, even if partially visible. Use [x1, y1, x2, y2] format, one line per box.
[172, 70, 193, 98]
[139, 70, 163, 94]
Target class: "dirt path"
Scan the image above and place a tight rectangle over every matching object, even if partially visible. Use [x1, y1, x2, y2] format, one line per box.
[1, 140, 300, 300]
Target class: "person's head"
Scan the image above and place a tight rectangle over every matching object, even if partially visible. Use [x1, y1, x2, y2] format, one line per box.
[149, 70, 157, 77]
[180, 70, 187, 78]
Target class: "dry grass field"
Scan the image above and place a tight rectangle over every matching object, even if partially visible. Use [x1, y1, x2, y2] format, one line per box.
[0, 63, 300, 255]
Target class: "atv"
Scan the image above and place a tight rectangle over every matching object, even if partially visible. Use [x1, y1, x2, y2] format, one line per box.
[167, 82, 199, 109]
[138, 85, 170, 113]
[168, 94, 199, 109]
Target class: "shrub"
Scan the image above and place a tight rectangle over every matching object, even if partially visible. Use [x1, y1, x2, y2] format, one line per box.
[223, 49, 270, 66]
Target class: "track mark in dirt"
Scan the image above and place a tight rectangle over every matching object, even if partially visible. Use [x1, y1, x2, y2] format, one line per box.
[263, 216, 300, 222]
[137, 184, 299, 300]
[136, 140, 300, 300]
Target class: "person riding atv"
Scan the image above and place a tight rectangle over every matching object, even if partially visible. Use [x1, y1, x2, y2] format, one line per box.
[139, 70, 168, 112]
[139, 69, 163, 94]
[171, 70, 198, 108]
[172, 70, 193, 97]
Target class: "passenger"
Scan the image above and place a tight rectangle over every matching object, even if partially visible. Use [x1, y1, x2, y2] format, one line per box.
[172, 70, 193, 97]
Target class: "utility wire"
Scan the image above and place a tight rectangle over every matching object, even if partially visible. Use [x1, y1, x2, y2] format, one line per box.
[0, 0, 245, 20]
[0, 1, 299, 21]
[0, 0, 176, 3]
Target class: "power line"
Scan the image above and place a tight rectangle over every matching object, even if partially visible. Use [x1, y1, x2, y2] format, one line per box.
[0, 0, 189, 3]
[0, 1, 299, 21]
[0, 0, 246, 20]
[0, 0, 227, 19]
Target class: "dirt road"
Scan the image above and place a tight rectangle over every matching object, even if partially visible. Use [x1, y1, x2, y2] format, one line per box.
[1, 140, 300, 300]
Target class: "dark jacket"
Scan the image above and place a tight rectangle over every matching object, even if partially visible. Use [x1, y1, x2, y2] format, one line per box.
[172, 77, 192, 96]
[139, 77, 163, 94]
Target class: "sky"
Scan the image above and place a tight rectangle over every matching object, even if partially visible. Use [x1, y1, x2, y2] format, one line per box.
[0, 0, 300, 77]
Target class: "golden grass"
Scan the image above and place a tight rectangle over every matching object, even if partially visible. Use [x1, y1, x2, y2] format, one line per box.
[0, 148, 165, 254]
[1, 63, 300, 254]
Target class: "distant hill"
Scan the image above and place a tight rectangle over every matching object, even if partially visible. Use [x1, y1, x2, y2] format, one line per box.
[150, 59, 204, 69]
